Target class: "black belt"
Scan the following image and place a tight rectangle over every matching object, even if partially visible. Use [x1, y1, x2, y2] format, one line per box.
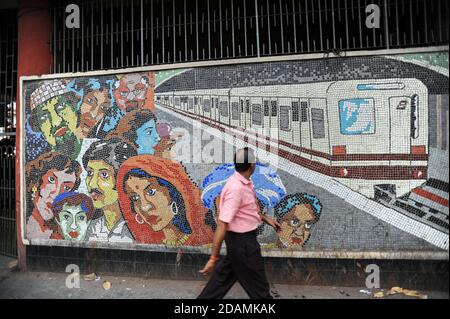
[226, 229, 257, 237]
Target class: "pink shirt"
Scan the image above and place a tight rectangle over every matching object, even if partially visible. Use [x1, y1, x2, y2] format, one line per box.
[218, 172, 262, 233]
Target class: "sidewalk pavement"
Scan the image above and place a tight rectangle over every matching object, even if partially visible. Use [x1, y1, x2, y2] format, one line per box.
[0, 255, 448, 299]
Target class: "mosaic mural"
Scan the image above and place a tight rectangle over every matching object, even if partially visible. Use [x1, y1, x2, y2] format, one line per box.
[22, 51, 449, 252]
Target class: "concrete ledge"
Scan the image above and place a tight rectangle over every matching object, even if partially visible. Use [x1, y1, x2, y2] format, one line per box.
[26, 239, 449, 260]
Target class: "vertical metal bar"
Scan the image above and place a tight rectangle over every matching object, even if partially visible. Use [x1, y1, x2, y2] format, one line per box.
[231, 0, 235, 57]
[196, 0, 199, 60]
[244, 0, 248, 56]
[207, 0, 211, 59]
[409, 0, 414, 44]
[151, 0, 153, 64]
[292, 0, 297, 52]
[331, 0, 336, 49]
[63, 3, 66, 73]
[344, 0, 349, 49]
[185, 0, 188, 61]
[53, 6, 57, 72]
[384, 0, 390, 49]
[395, 0, 399, 45]
[141, 0, 144, 65]
[266, 0, 271, 54]
[423, 0, 428, 44]
[131, 0, 134, 65]
[438, 0, 442, 42]
[173, 0, 176, 62]
[72, 21, 75, 72]
[219, 0, 223, 58]
[121, 0, 124, 67]
[101, 0, 104, 69]
[357, 0, 362, 47]
[279, 0, 284, 53]
[305, 0, 310, 51]
[318, 0, 323, 50]
[162, 0, 165, 63]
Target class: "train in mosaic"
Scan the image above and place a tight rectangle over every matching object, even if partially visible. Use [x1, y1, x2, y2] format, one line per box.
[21, 52, 449, 252]
[155, 78, 428, 198]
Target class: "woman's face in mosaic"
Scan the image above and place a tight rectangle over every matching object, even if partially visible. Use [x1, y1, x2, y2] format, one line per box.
[79, 90, 110, 136]
[125, 176, 173, 232]
[135, 119, 160, 155]
[278, 204, 316, 247]
[35, 169, 77, 220]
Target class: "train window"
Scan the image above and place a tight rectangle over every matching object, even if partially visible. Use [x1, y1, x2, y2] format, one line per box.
[180, 97, 188, 104]
[194, 97, 198, 105]
[252, 104, 262, 125]
[232, 102, 240, 120]
[220, 101, 229, 117]
[311, 108, 325, 138]
[203, 99, 211, 112]
[338, 99, 375, 135]
[279, 106, 291, 131]
[188, 98, 194, 109]
[264, 101, 270, 116]
[271, 101, 278, 117]
[245, 100, 250, 113]
[164, 96, 169, 101]
[240, 100, 244, 112]
[175, 97, 180, 106]
[292, 102, 300, 122]
[301, 102, 308, 122]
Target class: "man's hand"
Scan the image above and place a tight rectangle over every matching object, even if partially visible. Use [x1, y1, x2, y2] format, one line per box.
[199, 259, 217, 276]
[264, 217, 281, 232]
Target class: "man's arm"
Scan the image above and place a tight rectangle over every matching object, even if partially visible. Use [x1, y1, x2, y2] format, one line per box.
[259, 212, 281, 232]
[199, 220, 228, 276]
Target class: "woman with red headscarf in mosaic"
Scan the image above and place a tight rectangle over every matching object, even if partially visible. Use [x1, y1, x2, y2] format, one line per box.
[117, 155, 213, 246]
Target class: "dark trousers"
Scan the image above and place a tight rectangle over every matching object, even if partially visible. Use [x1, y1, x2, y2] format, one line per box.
[197, 230, 273, 299]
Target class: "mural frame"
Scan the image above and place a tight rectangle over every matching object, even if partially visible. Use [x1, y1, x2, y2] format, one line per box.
[19, 45, 449, 258]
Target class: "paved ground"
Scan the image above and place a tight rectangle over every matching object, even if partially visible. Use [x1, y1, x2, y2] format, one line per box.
[0, 256, 447, 299]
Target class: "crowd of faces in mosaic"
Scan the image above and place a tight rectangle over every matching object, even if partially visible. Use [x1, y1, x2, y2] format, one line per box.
[24, 71, 323, 248]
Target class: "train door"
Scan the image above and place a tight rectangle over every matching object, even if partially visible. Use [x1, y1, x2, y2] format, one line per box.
[263, 99, 271, 136]
[230, 96, 240, 128]
[278, 98, 292, 150]
[203, 95, 212, 120]
[309, 99, 330, 161]
[389, 96, 411, 155]
[291, 98, 301, 153]
[300, 99, 312, 159]
[251, 97, 264, 135]
[218, 96, 229, 126]
[269, 99, 279, 143]
[244, 98, 251, 130]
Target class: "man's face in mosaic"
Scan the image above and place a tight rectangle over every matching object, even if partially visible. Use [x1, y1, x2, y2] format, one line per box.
[34, 95, 79, 154]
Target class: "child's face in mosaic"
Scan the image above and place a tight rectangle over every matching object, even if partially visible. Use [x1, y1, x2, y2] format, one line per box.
[125, 176, 174, 232]
[56, 203, 90, 240]
[278, 204, 316, 247]
[86, 160, 118, 209]
[35, 96, 78, 149]
[35, 169, 77, 220]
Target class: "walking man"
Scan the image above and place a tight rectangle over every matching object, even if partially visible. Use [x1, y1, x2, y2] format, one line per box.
[198, 147, 281, 299]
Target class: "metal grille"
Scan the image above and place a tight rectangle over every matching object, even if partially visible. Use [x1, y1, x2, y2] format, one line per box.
[0, 9, 17, 133]
[0, 9, 17, 257]
[50, 0, 449, 73]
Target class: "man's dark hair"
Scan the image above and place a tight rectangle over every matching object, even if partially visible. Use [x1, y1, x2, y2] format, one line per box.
[233, 147, 255, 172]
[82, 137, 137, 178]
